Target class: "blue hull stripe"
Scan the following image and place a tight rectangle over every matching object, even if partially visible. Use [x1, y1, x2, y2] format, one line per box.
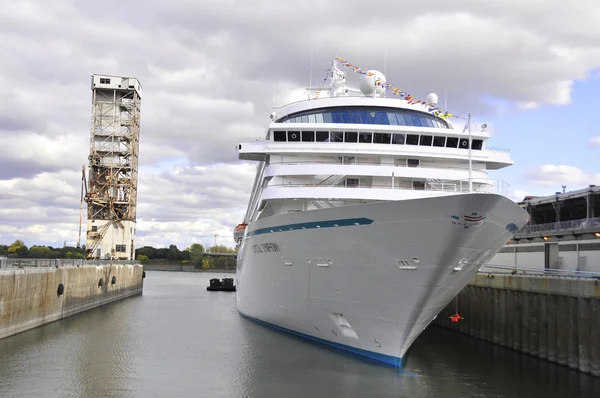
[239, 311, 403, 368]
[247, 217, 374, 238]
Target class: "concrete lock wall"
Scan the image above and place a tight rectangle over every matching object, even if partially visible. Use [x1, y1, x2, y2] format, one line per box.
[0, 264, 144, 340]
[433, 274, 600, 377]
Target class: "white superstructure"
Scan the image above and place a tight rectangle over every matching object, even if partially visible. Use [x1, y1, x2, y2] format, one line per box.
[235, 60, 529, 367]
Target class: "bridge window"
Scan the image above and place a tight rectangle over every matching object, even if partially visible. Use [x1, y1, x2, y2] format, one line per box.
[392, 133, 405, 145]
[345, 132, 358, 143]
[374, 132, 391, 144]
[375, 112, 389, 124]
[273, 131, 286, 141]
[270, 130, 484, 151]
[419, 135, 433, 146]
[301, 131, 315, 142]
[358, 132, 372, 143]
[277, 106, 449, 128]
[407, 159, 420, 167]
[446, 137, 458, 148]
[358, 111, 374, 124]
[433, 136, 446, 147]
[331, 132, 343, 142]
[288, 131, 300, 141]
[406, 134, 419, 145]
[316, 131, 329, 142]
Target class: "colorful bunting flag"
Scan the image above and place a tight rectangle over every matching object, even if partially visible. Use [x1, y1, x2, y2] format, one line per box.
[335, 57, 456, 120]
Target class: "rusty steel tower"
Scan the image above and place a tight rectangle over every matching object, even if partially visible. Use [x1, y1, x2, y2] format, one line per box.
[85, 74, 142, 260]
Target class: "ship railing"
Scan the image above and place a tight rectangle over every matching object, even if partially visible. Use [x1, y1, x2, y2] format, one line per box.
[239, 136, 268, 142]
[239, 140, 511, 158]
[268, 160, 487, 173]
[478, 263, 600, 279]
[516, 217, 600, 235]
[268, 178, 510, 196]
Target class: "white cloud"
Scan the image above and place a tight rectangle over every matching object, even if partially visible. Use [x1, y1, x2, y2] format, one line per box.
[590, 136, 600, 146]
[508, 189, 530, 203]
[518, 101, 540, 110]
[525, 165, 600, 188]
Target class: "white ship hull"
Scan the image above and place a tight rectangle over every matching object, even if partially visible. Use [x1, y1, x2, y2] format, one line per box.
[236, 193, 529, 366]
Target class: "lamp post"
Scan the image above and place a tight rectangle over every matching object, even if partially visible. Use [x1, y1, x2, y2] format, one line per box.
[468, 113, 472, 192]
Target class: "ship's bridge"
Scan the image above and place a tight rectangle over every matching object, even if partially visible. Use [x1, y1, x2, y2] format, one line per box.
[272, 96, 452, 128]
[276, 102, 450, 129]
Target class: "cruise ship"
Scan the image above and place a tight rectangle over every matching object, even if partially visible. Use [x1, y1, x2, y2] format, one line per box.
[234, 59, 530, 367]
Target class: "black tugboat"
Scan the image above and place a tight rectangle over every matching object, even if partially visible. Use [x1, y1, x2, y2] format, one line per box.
[207, 277, 236, 292]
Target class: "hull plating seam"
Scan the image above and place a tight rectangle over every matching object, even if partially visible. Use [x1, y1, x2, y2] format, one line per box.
[247, 217, 374, 237]
[239, 311, 403, 367]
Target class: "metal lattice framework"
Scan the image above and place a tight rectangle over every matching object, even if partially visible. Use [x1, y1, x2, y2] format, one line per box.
[86, 80, 141, 222]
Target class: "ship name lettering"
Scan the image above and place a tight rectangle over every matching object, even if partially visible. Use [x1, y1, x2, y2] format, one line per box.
[252, 242, 280, 253]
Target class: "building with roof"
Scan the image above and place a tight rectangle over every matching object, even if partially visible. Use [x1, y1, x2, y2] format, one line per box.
[490, 185, 600, 272]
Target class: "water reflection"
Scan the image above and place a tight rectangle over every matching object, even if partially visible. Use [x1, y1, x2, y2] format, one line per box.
[0, 272, 598, 398]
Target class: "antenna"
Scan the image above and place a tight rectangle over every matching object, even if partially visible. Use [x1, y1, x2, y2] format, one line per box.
[444, 88, 448, 112]
[384, 47, 388, 76]
[468, 113, 472, 192]
[308, 46, 314, 100]
[383, 47, 388, 98]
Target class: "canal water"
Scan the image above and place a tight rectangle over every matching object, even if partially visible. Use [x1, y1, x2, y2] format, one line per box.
[1, 271, 599, 397]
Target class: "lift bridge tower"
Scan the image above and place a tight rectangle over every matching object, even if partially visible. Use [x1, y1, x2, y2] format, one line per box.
[84, 75, 142, 260]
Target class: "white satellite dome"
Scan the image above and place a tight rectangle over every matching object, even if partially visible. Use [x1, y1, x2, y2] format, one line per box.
[359, 70, 387, 97]
[426, 93, 438, 107]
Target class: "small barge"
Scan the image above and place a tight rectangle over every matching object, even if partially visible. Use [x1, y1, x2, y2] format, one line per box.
[207, 278, 236, 292]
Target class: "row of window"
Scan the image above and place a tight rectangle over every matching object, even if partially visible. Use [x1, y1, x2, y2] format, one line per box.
[272, 130, 483, 150]
[345, 177, 426, 189]
[277, 107, 449, 129]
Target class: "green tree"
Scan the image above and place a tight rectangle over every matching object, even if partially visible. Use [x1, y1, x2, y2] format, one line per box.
[29, 246, 52, 258]
[166, 244, 180, 260]
[208, 245, 235, 254]
[7, 240, 25, 254]
[65, 252, 84, 259]
[189, 243, 205, 265]
[15, 245, 28, 257]
[136, 246, 156, 259]
[136, 254, 149, 263]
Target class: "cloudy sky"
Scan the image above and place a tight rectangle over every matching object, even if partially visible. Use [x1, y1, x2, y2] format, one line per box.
[1, 0, 599, 249]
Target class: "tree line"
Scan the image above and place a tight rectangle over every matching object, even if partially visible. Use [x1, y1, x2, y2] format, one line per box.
[135, 243, 237, 270]
[0, 240, 85, 259]
[1, 240, 237, 270]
